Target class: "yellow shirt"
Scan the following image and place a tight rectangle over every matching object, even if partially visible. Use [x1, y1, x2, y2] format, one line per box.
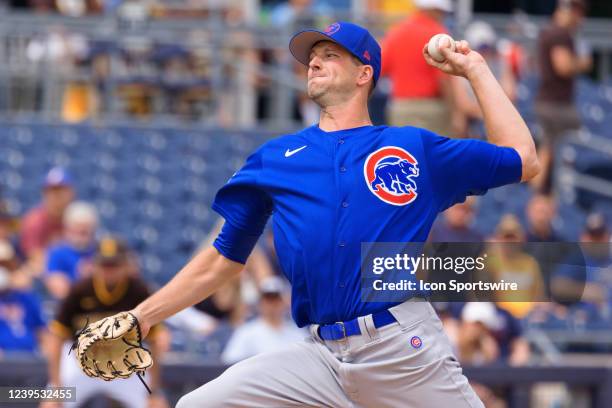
[370, 0, 415, 15]
[486, 250, 544, 319]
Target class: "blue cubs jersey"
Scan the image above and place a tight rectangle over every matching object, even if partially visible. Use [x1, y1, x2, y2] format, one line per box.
[212, 125, 522, 327]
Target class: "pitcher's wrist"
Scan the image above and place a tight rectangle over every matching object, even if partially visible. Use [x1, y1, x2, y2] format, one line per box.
[466, 60, 489, 82]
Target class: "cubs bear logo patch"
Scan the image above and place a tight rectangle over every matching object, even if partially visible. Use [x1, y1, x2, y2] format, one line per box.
[363, 146, 419, 206]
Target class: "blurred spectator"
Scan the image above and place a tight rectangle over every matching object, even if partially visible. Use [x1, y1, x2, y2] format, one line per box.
[165, 305, 219, 338]
[155, 45, 205, 120]
[487, 214, 544, 319]
[166, 246, 273, 339]
[221, 276, 305, 364]
[525, 194, 560, 242]
[46, 237, 168, 407]
[552, 213, 611, 320]
[270, 0, 319, 27]
[458, 303, 521, 408]
[115, 39, 159, 118]
[44, 201, 98, 300]
[0, 239, 33, 291]
[0, 203, 26, 290]
[429, 197, 483, 242]
[193, 275, 245, 326]
[56, 0, 85, 16]
[381, 0, 454, 136]
[0, 202, 22, 264]
[493, 305, 531, 366]
[202, 218, 274, 307]
[533, 0, 592, 193]
[265, 1, 322, 127]
[25, 26, 91, 121]
[428, 198, 485, 301]
[20, 167, 75, 275]
[524, 194, 568, 297]
[458, 302, 500, 365]
[451, 21, 517, 138]
[0, 265, 46, 354]
[13, 0, 55, 12]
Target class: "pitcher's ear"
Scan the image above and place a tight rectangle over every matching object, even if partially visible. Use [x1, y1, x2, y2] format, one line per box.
[359, 65, 374, 85]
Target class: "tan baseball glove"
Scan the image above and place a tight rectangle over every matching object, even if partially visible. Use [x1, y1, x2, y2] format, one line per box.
[72, 312, 153, 388]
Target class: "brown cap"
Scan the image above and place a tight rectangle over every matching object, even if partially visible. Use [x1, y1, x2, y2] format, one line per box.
[94, 237, 129, 265]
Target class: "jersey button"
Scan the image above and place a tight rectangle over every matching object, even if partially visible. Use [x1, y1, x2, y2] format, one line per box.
[340, 166, 347, 172]
[342, 201, 349, 208]
[339, 283, 345, 288]
[339, 241, 346, 247]
[338, 139, 345, 145]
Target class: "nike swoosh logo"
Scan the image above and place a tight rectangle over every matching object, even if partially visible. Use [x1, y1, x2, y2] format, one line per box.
[284, 145, 307, 157]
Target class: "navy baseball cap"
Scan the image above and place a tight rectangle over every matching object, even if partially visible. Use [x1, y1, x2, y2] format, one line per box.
[289, 21, 382, 85]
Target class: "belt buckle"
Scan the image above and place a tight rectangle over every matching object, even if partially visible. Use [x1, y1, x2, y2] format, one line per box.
[335, 321, 347, 340]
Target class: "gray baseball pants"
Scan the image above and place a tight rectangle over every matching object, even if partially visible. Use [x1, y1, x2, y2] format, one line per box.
[177, 299, 484, 408]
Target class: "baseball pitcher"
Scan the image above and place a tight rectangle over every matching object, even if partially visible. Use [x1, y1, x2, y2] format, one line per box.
[74, 21, 539, 407]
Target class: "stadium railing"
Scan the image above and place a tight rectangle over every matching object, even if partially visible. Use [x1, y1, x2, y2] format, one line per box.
[1, 11, 612, 126]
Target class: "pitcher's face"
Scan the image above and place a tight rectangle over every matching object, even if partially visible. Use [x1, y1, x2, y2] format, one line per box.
[307, 41, 362, 105]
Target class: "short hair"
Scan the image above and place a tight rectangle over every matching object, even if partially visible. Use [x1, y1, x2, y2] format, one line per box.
[350, 55, 376, 98]
[64, 201, 99, 227]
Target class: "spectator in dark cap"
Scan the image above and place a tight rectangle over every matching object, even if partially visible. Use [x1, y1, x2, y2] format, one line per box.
[20, 167, 75, 275]
[533, 0, 592, 193]
[524, 194, 569, 297]
[552, 213, 611, 320]
[46, 236, 169, 408]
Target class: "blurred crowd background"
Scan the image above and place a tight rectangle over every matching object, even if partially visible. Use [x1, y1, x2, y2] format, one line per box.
[0, 0, 612, 407]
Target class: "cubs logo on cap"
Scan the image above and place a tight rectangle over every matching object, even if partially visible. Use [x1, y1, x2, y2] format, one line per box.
[410, 336, 423, 349]
[324, 22, 341, 35]
[363, 146, 419, 206]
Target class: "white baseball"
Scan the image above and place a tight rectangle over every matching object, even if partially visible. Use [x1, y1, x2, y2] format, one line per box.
[427, 33, 456, 62]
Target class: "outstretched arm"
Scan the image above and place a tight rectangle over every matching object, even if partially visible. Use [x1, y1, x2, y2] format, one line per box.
[423, 40, 540, 182]
[132, 246, 243, 338]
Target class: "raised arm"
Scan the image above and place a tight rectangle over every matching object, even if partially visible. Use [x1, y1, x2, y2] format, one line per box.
[132, 246, 243, 338]
[423, 40, 540, 182]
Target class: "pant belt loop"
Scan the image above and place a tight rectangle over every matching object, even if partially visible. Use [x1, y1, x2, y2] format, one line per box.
[361, 314, 379, 341]
[309, 324, 323, 342]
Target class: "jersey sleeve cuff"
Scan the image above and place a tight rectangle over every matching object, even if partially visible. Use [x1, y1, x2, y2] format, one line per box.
[212, 220, 261, 264]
